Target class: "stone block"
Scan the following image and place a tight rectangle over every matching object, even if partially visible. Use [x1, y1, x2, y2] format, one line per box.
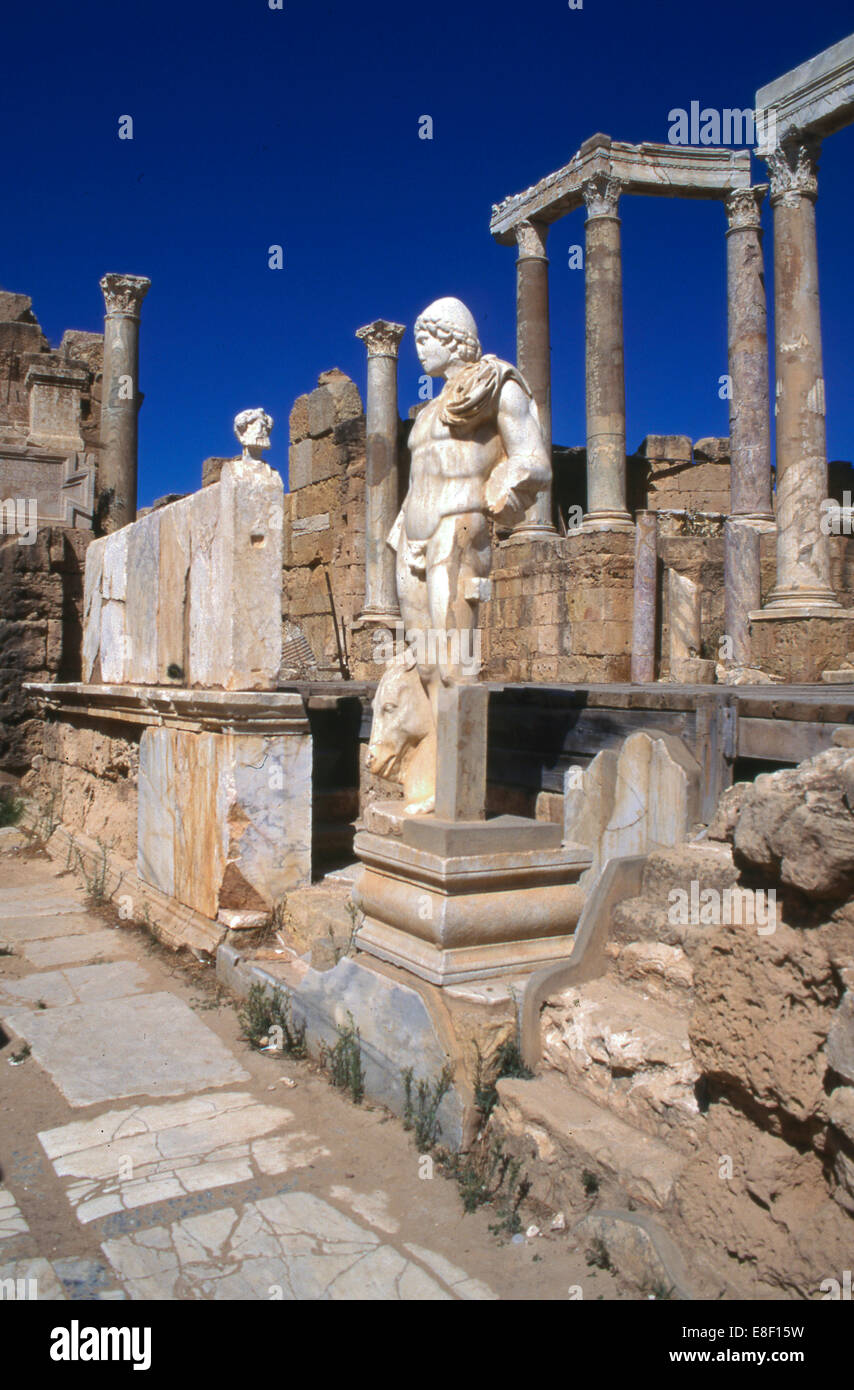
[637, 434, 692, 463]
[310, 434, 347, 484]
[750, 613, 854, 683]
[82, 459, 283, 690]
[318, 369, 364, 423]
[693, 437, 730, 464]
[565, 732, 700, 890]
[125, 510, 160, 683]
[288, 439, 313, 491]
[202, 456, 231, 488]
[307, 387, 335, 438]
[138, 725, 311, 918]
[289, 395, 310, 444]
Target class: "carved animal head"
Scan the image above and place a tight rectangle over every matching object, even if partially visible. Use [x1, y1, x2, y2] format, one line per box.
[366, 660, 433, 786]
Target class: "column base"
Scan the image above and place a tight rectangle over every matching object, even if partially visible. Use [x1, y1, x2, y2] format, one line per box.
[753, 584, 842, 619]
[352, 608, 401, 629]
[509, 522, 559, 540]
[731, 512, 776, 533]
[581, 510, 634, 534]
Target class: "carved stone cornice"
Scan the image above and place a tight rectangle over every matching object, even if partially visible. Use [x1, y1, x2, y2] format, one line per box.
[515, 218, 549, 260]
[100, 273, 152, 319]
[764, 138, 820, 207]
[355, 320, 406, 358]
[725, 184, 767, 231]
[581, 174, 622, 220]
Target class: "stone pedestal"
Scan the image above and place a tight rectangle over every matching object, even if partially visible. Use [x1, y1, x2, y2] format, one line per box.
[353, 827, 590, 985]
[512, 220, 556, 538]
[748, 612, 854, 682]
[725, 187, 774, 523]
[760, 140, 838, 612]
[99, 273, 150, 533]
[355, 320, 405, 622]
[355, 671, 590, 983]
[631, 510, 658, 682]
[581, 177, 633, 534]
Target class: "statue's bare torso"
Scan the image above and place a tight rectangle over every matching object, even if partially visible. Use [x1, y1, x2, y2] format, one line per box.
[404, 391, 503, 540]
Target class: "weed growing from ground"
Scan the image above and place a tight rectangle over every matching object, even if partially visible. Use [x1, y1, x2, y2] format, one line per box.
[438, 1139, 531, 1239]
[0, 789, 24, 828]
[582, 1169, 600, 1198]
[321, 1013, 365, 1104]
[586, 1237, 612, 1271]
[401, 1064, 453, 1152]
[237, 982, 307, 1057]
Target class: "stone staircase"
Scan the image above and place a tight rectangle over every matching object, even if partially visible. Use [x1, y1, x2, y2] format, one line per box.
[493, 842, 740, 1219]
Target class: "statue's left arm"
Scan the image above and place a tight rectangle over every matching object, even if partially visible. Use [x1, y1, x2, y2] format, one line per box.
[485, 378, 551, 527]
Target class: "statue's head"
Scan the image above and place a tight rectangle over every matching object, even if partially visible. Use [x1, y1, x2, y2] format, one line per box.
[414, 297, 481, 377]
[234, 407, 273, 458]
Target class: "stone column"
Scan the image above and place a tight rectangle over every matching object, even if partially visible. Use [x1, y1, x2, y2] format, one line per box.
[99, 273, 150, 532]
[512, 219, 556, 537]
[355, 320, 406, 622]
[724, 186, 773, 522]
[724, 518, 761, 666]
[581, 176, 632, 533]
[631, 510, 658, 682]
[759, 139, 838, 612]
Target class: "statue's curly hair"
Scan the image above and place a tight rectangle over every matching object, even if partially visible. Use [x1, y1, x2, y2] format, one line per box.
[414, 315, 481, 364]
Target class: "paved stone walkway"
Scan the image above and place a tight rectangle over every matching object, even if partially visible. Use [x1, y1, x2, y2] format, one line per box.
[0, 846, 621, 1301]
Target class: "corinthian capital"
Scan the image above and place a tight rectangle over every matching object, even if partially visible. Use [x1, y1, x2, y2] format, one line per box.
[725, 185, 767, 231]
[355, 320, 406, 358]
[581, 174, 622, 220]
[764, 138, 820, 207]
[515, 218, 549, 260]
[100, 273, 151, 318]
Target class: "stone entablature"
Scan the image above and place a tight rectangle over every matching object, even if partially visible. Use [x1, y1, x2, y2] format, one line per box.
[755, 32, 854, 155]
[490, 135, 751, 241]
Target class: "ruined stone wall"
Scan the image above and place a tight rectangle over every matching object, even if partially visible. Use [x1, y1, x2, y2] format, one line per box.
[0, 529, 89, 772]
[23, 716, 139, 861]
[482, 531, 634, 682]
[0, 290, 103, 772]
[282, 370, 371, 679]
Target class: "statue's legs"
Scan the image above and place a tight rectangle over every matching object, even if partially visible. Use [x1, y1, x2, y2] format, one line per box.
[393, 512, 490, 722]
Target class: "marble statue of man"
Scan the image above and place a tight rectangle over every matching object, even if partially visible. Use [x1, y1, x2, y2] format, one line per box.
[391, 296, 549, 702]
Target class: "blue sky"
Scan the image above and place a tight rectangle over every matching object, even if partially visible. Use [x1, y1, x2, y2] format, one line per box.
[2, 0, 852, 506]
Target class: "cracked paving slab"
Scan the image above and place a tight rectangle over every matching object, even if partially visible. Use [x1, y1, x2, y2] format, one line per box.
[14, 930, 135, 968]
[38, 1091, 330, 1224]
[0, 912, 102, 942]
[0, 960, 152, 1011]
[3, 992, 249, 1107]
[101, 1192, 497, 1300]
[0, 1187, 30, 1242]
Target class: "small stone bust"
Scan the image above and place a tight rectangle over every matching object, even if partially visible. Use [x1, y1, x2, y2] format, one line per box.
[234, 407, 273, 461]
